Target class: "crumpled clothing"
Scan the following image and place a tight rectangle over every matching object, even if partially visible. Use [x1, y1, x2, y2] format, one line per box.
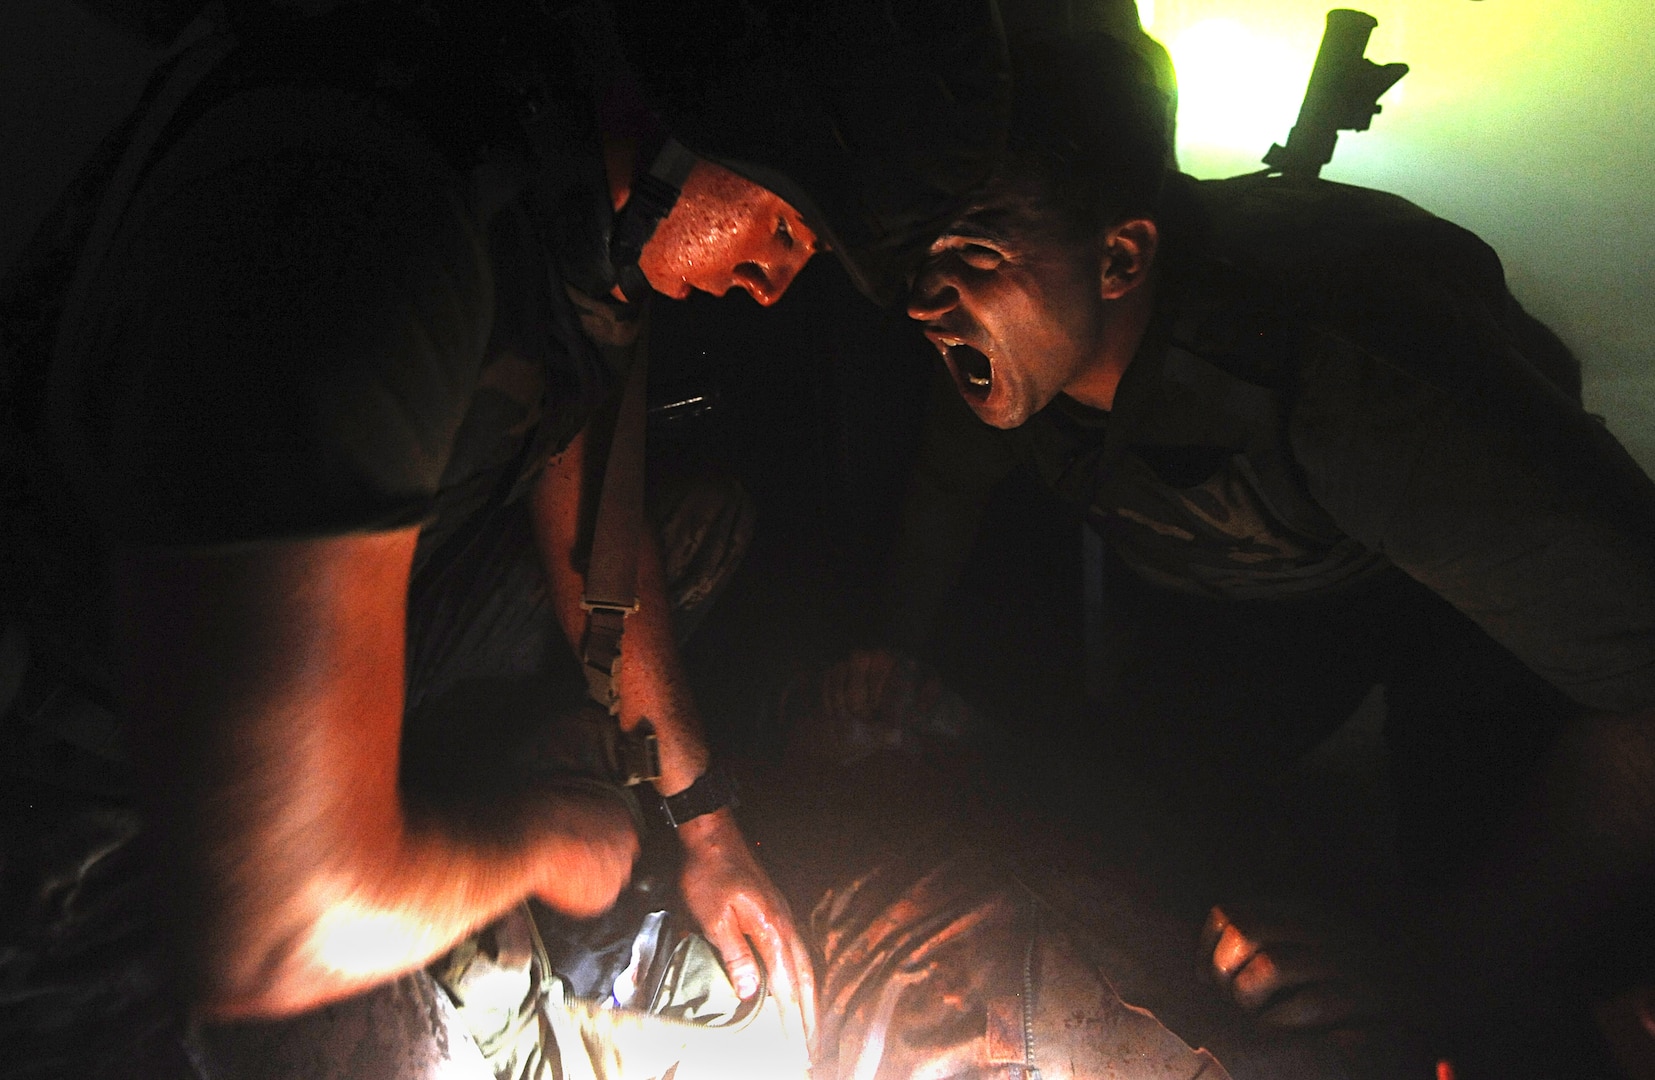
[434, 905, 810, 1080]
[811, 840, 1232, 1080]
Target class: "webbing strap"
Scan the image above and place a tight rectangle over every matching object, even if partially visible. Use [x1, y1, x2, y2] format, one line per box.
[610, 138, 699, 303]
[580, 323, 649, 713]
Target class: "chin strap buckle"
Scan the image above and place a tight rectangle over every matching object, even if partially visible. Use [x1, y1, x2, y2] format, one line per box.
[610, 138, 700, 302]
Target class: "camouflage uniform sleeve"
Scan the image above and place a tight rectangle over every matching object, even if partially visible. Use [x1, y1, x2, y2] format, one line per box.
[1289, 254, 1655, 714]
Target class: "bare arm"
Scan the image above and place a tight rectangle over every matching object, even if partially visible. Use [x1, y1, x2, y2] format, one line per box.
[533, 428, 816, 1045]
[532, 428, 708, 794]
[111, 529, 638, 1020]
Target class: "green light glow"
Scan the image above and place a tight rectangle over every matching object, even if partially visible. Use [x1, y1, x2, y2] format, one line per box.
[1150, 0, 1577, 179]
[1141, 0, 1655, 469]
[1166, 17, 1314, 174]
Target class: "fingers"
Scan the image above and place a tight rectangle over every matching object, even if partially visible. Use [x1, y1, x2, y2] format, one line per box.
[1201, 904, 1367, 1030]
[1205, 908, 1263, 983]
[1199, 905, 1232, 957]
[703, 917, 763, 1000]
[1256, 979, 1364, 1030]
[823, 649, 901, 725]
[752, 903, 818, 1050]
[677, 814, 817, 1049]
[701, 892, 815, 1049]
[793, 928, 817, 1048]
[685, 873, 814, 1051]
[1231, 943, 1345, 1012]
[531, 791, 639, 917]
[1229, 948, 1279, 1010]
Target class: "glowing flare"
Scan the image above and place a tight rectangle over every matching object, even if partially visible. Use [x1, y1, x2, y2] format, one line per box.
[572, 994, 812, 1080]
[1167, 18, 1312, 176]
[307, 899, 438, 979]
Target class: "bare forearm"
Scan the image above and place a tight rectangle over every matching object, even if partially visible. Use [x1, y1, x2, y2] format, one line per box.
[112, 533, 633, 1020]
[201, 788, 628, 1019]
[613, 537, 708, 793]
[532, 433, 816, 1034]
[533, 436, 709, 795]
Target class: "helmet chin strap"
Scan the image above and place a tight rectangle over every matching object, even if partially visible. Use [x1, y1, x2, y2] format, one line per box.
[610, 138, 700, 303]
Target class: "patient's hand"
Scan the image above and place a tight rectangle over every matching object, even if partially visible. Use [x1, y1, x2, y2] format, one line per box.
[790, 648, 980, 765]
[1200, 904, 1393, 1030]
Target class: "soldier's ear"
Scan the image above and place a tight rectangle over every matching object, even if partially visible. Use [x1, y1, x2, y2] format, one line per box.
[1098, 217, 1157, 300]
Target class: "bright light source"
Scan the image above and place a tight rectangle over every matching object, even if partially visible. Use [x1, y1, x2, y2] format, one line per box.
[308, 900, 435, 979]
[573, 993, 812, 1080]
[1137, 0, 1155, 31]
[1167, 18, 1312, 176]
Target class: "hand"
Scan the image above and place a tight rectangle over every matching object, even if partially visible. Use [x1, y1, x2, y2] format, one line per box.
[677, 807, 816, 1050]
[1200, 904, 1389, 1030]
[797, 648, 978, 764]
[528, 788, 641, 919]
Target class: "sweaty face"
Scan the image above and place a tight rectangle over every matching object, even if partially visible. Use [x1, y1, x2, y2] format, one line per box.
[637, 161, 819, 306]
[907, 193, 1108, 429]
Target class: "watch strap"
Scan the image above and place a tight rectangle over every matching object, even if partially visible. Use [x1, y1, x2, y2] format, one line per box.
[660, 762, 739, 827]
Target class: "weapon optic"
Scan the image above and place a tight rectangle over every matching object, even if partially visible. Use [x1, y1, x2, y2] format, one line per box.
[1263, 8, 1408, 179]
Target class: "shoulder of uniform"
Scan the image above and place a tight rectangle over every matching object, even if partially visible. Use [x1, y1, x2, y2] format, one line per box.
[1186, 173, 1499, 277]
[1166, 174, 1508, 372]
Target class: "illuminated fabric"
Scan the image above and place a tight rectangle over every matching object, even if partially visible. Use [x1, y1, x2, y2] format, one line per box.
[432, 906, 808, 1080]
[811, 844, 1232, 1080]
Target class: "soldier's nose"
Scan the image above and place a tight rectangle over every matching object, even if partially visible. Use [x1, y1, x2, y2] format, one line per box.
[906, 274, 959, 321]
[733, 261, 780, 305]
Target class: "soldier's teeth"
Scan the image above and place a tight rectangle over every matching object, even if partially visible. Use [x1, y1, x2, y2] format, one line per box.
[946, 342, 993, 396]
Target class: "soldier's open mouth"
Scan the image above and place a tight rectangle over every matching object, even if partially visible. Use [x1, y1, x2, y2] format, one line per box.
[947, 343, 993, 400]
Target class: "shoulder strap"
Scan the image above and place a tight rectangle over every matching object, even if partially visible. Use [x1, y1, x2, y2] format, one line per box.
[578, 328, 662, 787]
[580, 325, 648, 711]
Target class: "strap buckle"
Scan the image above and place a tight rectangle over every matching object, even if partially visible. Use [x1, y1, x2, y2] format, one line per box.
[579, 598, 640, 614]
[580, 604, 633, 709]
[610, 723, 662, 788]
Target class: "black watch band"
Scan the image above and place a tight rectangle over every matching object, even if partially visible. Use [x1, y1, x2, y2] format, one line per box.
[660, 762, 739, 827]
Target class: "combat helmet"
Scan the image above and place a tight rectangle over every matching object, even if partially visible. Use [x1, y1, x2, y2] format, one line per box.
[65, 0, 1012, 307]
[610, 0, 1012, 307]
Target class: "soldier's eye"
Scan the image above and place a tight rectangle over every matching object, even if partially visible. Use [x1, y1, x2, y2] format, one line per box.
[956, 244, 1003, 271]
[775, 217, 794, 249]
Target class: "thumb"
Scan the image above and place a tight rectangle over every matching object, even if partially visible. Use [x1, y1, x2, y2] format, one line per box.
[706, 925, 763, 1000]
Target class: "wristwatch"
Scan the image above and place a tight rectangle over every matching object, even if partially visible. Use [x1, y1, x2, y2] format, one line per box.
[660, 762, 739, 827]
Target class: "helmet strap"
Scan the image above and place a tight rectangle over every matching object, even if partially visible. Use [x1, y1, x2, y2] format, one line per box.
[610, 137, 699, 302]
